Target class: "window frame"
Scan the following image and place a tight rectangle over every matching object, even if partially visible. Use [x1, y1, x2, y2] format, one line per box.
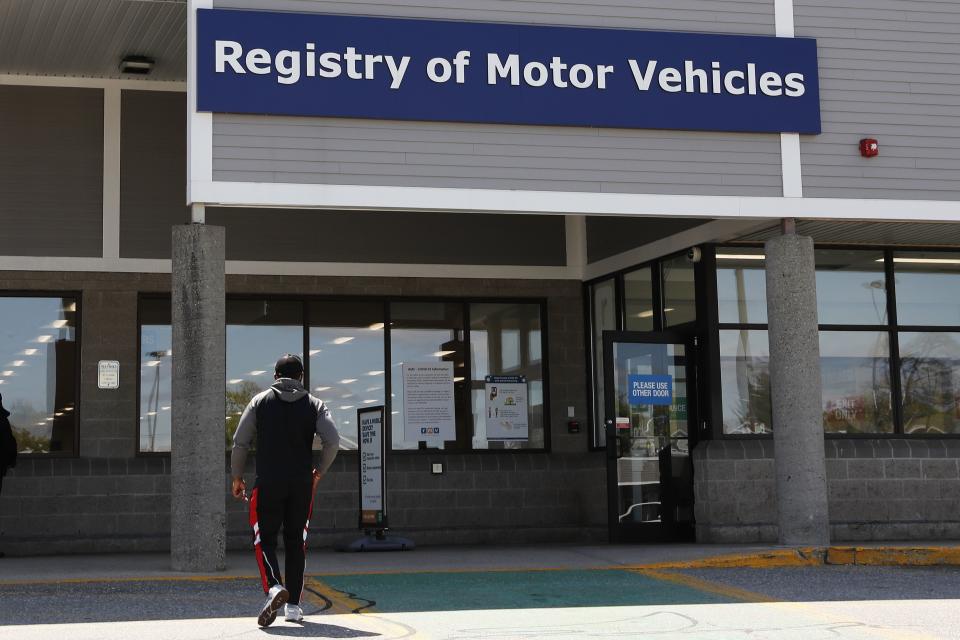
[2, 290, 82, 458]
[583, 248, 704, 451]
[711, 243, 960, 440]
[135, 293, 551, 456]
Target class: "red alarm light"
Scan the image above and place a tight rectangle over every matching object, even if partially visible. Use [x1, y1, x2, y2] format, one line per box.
[859, 138, 879, 158]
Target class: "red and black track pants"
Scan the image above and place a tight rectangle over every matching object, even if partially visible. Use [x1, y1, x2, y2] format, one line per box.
[248, 477, 315, 605]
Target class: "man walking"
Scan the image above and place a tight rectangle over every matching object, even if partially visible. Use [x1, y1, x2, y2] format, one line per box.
[0, 394, 18, 559]
[231, 354, 339, 627]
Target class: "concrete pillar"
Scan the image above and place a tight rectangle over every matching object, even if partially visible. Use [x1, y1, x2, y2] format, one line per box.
[171, 224, 226, 571]
[764, 228, 830, 546]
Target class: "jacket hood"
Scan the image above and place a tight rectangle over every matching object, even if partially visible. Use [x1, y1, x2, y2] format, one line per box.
[271, 378, 308, 403]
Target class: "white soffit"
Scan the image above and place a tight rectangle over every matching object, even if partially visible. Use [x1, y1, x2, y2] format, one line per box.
[0, 0, 186, 81]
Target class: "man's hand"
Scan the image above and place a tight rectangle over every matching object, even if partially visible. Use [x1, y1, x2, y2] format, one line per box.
[231, 476, 247, 501]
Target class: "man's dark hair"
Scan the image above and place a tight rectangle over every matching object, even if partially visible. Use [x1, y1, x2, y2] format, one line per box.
[274, 354, 304, 379]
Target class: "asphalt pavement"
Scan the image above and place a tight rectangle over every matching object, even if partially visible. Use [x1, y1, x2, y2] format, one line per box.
[0, 545, 958, 639]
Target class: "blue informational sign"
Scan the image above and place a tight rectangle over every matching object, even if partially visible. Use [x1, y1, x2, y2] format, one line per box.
[196, 9, 821, 134]
[628, 374, 673, 406]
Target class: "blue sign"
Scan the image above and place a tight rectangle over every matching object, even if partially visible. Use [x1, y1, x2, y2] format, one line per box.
[628, 374, 673, 406]
[196, 9, 821, 134]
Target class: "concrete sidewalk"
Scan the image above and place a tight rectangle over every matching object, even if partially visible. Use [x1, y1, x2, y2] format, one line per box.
[2, 541, 960, 584]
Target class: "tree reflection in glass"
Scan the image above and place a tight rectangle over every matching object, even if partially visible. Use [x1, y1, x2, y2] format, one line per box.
[900, 332, 960, 435]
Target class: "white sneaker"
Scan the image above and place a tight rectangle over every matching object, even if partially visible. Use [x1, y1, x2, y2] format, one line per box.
[284, 604, 304, 622]
[257, 584, 289, 627]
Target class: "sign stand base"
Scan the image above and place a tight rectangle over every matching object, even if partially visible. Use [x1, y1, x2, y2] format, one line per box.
[335, 529, 415, 552]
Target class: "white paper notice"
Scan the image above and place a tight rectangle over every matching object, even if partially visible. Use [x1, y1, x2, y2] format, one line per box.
[97, 360, 119, 390]
[484, 376, 529, 440]
[402, 362, 456, 443]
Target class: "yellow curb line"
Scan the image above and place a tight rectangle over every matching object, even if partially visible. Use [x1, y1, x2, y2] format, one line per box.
[633, 568, 777, 603]
[306, 577, 374, 614]
[0, 545, 958, 588]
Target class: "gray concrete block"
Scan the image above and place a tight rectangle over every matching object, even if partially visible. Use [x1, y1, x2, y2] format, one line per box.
[884, 459, 922, 479]
[902, 479, 941, 501]
[847, 459, 885, 479]
[863, 480, 902, 501]
[922, 459, 959, 479]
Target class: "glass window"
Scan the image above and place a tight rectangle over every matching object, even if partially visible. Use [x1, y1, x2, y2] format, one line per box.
[590, 279, 617, 447]
[662, 254, 697, 327]
[624, 267, 654, 331]
[470, 302, 545, 450]
[0, 296, 78, 454]
[308, 301, 385, 451]
[899, 332, 960, 434]
[820, 331, 892, 434]
[140, 298, 172, 453]
[225, 300, 304, 446]
[389, 302, 467, 450]
[716, 249, 767, 324]
[719, 330, 771, 434]
[815, 250, 887, 325]
[894, 252, 960, 326]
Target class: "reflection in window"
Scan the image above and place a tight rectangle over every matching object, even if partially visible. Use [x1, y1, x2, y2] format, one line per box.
[590, 279, 617, 447]
[716, 249, 767, 324]
[390, 302, 466, 450]
[894, 252, 960, 326]
[140, 298, 172, 452]
[0, 296, 77, 454]
[225, 300, 303, 447]
[900, 332, 960, 434]
[820, 331, 892, 434]
[662, 254, 696, 327]
[719, 330, 771, 434]
[815, 250, 887, 325]
[624, 267, 654, 331]
[308, 301, 385, 451]
[470, 303, 545, 450]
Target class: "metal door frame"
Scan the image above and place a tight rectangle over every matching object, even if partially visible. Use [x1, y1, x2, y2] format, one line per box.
[602, 330, 699, 543]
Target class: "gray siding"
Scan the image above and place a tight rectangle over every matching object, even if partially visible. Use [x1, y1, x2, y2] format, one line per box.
[0, 86, 102, 257]
[796, 0, 960, 200]
[211, 0, 783, 197]
[120, 91, 190, 259]
[206, 209, 567, 265]
[587, 217, 710, 263]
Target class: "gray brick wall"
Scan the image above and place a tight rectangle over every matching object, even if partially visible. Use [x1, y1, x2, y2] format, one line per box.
[0, 269, 605, 555]
[694, 439, 960, 543]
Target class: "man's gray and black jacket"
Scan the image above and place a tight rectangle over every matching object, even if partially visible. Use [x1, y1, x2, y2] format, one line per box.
[230, 378, 339, 483]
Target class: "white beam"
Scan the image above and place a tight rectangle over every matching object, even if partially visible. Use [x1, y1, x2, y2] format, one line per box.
[564, 215, 587, 279]
[0, 256, 578, 280]
[102, 87, 122, 259]
[0, 74, 184, 92]
[191, 181, 960, 224]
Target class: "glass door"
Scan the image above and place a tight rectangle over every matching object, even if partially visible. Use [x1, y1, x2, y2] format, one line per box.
[603, 332, 697, 543]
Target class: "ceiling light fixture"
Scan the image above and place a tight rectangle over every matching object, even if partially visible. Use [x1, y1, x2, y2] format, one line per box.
[332, 337, 354, 345]
[119, 55, 155, 75]
[314, 386, 331, 392]
[340, 378, 358, 384]
[22, 349, 38, 356]
[228, 378, 244, 384]
[368, 323, 385, 330]
[309, 349, 322, 356]
[433, 350, 456, 357]
[36, 335, 53, 343]
[716, 253, 766, 260]
[50, 320, 68, 329]
[887, 257, 960, 265]
[367, 370, 384, 376]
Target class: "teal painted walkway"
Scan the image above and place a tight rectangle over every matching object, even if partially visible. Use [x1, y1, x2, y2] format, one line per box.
[318, 569, 736, 613]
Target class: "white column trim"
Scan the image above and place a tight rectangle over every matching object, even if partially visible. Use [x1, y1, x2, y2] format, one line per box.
[775, 0, 803, 198]
[102, 87, 122, 259]
[191, 203, 206, 224]
[187, 0, 214, 205]
[583, 219, 773, 281]
[564, 215, 587, 279]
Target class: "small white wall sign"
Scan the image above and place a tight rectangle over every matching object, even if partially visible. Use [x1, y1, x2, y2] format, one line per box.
[98, 360, 120, 389]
